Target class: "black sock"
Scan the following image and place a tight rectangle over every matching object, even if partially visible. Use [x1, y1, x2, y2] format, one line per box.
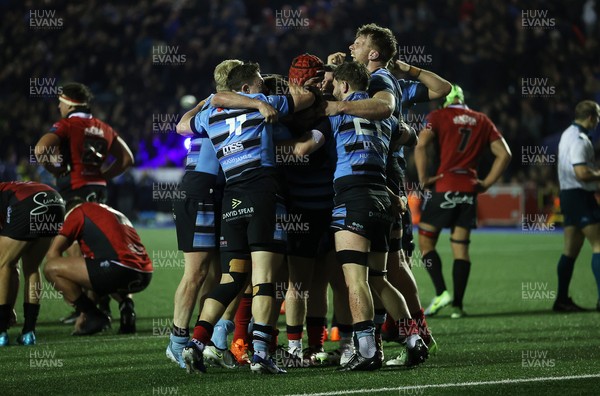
[172, 325, 189, 338]
[74, 294, 102, 315]
[557, 254, 576, 301]
[0, 304, 10, 333]
[331, 314, 338, 327]
[452, 259, 471, 308]
[22, 303, 40, 333]
[424, 250, 446, 295]
[119, 297, 134, 311]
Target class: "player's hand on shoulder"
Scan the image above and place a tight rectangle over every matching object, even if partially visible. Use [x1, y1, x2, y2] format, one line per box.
[258, 101, 278, 123]
[327, 52, 346, 65]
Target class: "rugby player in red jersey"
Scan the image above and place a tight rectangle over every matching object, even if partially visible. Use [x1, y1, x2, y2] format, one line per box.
[415, 85, 511, 318]
[35, 82, 134, 204]
[0, 181, 65, 346]
[35, 82, 135, 326]
[44, 200, 153, 335]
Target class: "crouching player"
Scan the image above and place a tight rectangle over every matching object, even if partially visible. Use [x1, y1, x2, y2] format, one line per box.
[318, 62, 428, 371]
[0, 181, 65, 346]
[44, 199, 153, 335]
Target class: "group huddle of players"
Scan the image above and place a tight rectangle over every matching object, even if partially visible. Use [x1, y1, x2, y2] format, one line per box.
[165, 22, 511, 374]
[0, 22, 512, 375]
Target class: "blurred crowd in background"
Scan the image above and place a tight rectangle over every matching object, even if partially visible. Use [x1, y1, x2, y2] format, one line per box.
[1, 0, 599, 218]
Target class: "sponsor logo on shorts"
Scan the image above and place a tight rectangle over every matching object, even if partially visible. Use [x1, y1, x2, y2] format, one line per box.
[231, 198, 242, 209]
[439, 192, 474, 209]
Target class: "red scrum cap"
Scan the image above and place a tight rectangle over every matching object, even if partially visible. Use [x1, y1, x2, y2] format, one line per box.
[288, 53, 324, 86]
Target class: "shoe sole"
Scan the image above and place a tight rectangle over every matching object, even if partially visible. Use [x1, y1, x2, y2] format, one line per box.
[182, 348, 203, 374]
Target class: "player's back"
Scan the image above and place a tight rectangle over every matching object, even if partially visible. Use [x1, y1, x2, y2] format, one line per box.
[427, 105, 501, 192]
[70, 202, 151, 270]
[52, 115, 118, 190]
[198, 93, 290, 189]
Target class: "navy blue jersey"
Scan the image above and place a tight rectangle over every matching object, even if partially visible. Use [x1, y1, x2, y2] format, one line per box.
[322, 92, 397, 192]
[394, 79, 430, 160]
[368, 67, 403, 120]
[192, 93, 292, 184]
[275, 122, 335, 210]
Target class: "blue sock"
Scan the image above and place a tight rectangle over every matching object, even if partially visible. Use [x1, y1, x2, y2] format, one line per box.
[211, 319, 234, 350]
[252, 322, 272, 359]
[557, 254, 576, 301]
[592, 253, 600, 301]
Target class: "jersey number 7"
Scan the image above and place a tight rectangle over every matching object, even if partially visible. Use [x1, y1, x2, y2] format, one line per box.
[458, 127, 472, 152]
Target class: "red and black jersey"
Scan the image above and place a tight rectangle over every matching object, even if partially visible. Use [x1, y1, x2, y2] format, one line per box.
[50, 112, 119, 190]
[0, 181, 59, 223]
[59, 202, 152, 272]
[425, 105, 502, 193]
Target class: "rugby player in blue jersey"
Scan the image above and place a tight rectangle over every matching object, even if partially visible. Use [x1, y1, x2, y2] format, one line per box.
[316, 61, 429, 371]
[181, 62, 316, 375]
[325, 24, 451, 366]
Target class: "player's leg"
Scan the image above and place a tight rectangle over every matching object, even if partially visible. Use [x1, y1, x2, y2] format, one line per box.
[231, 282, 252, 365]
[368, 253, 428, 369]
[304, 249, 334, 365]
[249, 250, 284, 360]
[419, 223, 450, 315]
[18, 237, 53, 345]
[43, 256, 110, 335]
[184, 253, 251, 374]
[284, 255, 313, 359]
[204, 283, 239, 369]
[9, 266, 19, 328]
[0, 236, 29, 346]
[335, 229, 381, 371]
[327, 253, 354, 365]
[448, 226, 472, 318]
[553, 226, 584, 311]
[581, 222, 600, 311]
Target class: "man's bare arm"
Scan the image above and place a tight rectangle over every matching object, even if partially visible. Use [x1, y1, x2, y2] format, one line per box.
[211, 93, 278, 123]
[414, 128, 442, 188]
[176, 98, 207, 136]
[477, 138, 512, 192]
[46, 235, 71, 259]
[393, 60, 452, 100]
[325, 91, 395, 120]
[35, 133, 68, 176]
[102, 136, 135, 180]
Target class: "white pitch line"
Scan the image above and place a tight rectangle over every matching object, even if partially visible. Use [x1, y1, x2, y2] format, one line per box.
[286, 373, 600, 396]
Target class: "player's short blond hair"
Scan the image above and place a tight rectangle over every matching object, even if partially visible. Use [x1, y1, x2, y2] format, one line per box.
[214, 59, 244, 92]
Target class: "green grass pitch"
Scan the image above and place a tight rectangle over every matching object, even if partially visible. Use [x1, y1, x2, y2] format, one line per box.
[2, 229, 600, 395]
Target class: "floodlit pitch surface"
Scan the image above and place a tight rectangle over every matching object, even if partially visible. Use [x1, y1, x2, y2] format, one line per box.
[3, 229, 600, 395]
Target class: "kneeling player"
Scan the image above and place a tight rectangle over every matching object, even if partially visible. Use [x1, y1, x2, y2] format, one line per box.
[0, 181, 65, 346]
[44, 200, 153, 335]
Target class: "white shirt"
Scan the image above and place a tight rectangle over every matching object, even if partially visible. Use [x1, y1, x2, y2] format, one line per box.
[558, 123, 595, 191]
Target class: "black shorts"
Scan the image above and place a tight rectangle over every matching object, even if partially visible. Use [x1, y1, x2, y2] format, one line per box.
[1, 190, 65, 240]
[219, 190, 287, 255]
[61, 185, 108, 205]
[331, 189, 393, 252]
[173, 173, 222, 252]
[420, 191, 477, 230]
[86, 258, 152, 296]
[560, 189, 600, 228]
[286, 207, 333, 258]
